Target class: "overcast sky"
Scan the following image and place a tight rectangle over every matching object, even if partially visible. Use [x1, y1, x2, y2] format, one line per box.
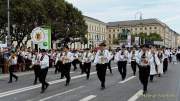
[65, 0, 180, 33]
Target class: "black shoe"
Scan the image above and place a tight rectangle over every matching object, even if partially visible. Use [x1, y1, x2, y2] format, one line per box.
[15, 77, 18, 82]
[40, 89, 45, 94]
[60, 77, 64, 79]
[150, 80, 153, 82]
[8, 81, 12, 83]
[158, 74, 161, 77]
[45, 83, 49, 89]
[65, 83, 69, 86]
[33, 82, 37, 85]
[101, 86, 105, 90]
[143, 91, 147, 95]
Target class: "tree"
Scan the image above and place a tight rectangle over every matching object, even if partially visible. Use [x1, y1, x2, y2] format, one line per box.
[0, 0, 87, 48]
[0, 0, 47, 47]
[131, 32, 162, 45]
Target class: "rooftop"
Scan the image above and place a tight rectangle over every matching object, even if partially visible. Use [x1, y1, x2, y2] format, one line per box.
[107, 18, 166, 27]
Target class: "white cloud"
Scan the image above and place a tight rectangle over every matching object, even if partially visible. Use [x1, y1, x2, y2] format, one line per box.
[65, 0, 180, 33]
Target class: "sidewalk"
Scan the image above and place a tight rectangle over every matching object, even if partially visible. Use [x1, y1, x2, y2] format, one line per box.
[0, 68, 55, 79]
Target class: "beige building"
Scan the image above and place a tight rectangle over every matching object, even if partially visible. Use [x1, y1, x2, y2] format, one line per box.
[84, 16, 106, 48]
[107, 18, 180, 48]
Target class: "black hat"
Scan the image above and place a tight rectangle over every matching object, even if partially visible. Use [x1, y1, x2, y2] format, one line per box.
[140, 44, 149, 48]
[41, 49, 46, 53]
[84, 48, 90, 50]
[63, 45, 69, 49]
[99, 42, 106, 46]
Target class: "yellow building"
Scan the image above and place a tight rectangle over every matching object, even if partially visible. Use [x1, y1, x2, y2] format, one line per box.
[107, 18, 180, 48]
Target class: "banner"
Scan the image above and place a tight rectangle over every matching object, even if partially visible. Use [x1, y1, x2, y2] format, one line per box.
[31, 27, 51, 50]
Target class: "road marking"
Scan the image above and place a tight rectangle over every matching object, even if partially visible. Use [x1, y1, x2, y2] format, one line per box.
[128, 90, 143, 101]
[119, 76, 136, 84]
[0, 68, 56, 79]
[39, 86, 85, 101]
[0, 67, 118, 98]
[79, 95, 96, 101]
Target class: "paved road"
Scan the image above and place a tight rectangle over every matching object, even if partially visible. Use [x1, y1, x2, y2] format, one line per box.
[0, 62, 180, 101]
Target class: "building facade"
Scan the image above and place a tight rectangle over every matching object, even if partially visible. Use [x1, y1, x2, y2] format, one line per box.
[107, 19, 180, 48]
[84, 16, 106, 48]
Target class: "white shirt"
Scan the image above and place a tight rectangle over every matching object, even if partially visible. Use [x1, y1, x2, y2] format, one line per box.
[94, 49, 110, 64]
[136, 50, 150, 66]
[114, 50, 128, 62]
[40, 54, 49, 69]
[82, 52, 94, 63]
[9, 56, 17, 65]
[60, 51, 73, 64]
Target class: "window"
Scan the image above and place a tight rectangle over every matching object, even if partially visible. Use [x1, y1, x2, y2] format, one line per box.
[113, 34, 115, 39]
[113, 29, 115, 32]
[135, 28, 137, 30]
[149, 27, 152, 30]
[109, 29, 111, 32]
[140, 28, 143, 30]
[154, 27, 157, 29]
[117, 29, 119, 32]
[109, 34, 111, 39]
[145, 27, 147, 30]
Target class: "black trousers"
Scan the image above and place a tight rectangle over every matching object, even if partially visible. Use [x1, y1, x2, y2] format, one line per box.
[62, 63, 71, 85]
[177, 54, 180, 62]
[107, 60, 112, 74]
[55, 61, 63, 74]
[39, 68, 49, 90]
[72, 59, 79, 71]
[83, 62, 91, 79]
[163, 58, 168, 73]
[33, 65, 40, 84]
[118, 61, 127, 80]
[150, 75, 154, 81]
[9, 65, 18, 82]
[131, 61, 137, 75]
[138, 66, 150, 92]
[96, 64, 107, 88]
[25, 59, 32, 70]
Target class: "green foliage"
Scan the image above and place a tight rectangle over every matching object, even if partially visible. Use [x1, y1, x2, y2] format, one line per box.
[131, 32, 162, 44]
[113, 38, 120, 45]
[0, 0, 87, 47]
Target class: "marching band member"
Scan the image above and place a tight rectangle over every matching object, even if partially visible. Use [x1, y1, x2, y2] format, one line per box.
[177, 48, 180, 62]
[39, 49, 49, 93]
[156, 49, 164, 77]
[8, 51, 18, 83]
[107, 49, 113, 74]
[129, 49, 137, 76]
[136, 45, 150, 94]
[78, 50, 84, 74]
[72, 50, 79, 71]
[94, 42, 110, 90]
[61, 46, 73, 86]
[54, 50, 62, 74]
[49, 49, 56, 68]
[82, 48, 94, 80]
[163, 48, 169, 73]
[115, 47, 128, 80]
[31, 51, 41, 85]
[149, 48, 158, 82]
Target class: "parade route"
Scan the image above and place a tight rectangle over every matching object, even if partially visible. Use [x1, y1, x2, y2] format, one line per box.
[0, 63, 180, 101]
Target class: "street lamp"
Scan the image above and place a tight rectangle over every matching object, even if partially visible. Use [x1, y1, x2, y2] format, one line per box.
[7, 0, 11, 47]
